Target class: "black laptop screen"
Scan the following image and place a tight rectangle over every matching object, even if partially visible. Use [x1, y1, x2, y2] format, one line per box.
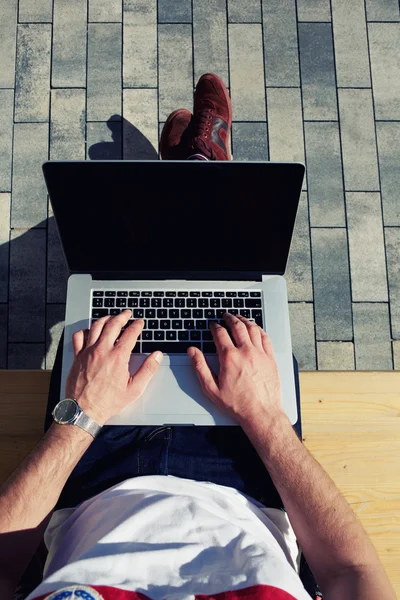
[43, 161, 304, 275]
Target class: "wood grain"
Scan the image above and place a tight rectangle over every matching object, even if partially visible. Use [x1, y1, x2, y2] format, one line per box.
[300, 371, 400, 594]
[0, 370, 399, 594]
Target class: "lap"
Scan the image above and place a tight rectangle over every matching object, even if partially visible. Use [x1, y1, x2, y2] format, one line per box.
[48, 333, 302, 512]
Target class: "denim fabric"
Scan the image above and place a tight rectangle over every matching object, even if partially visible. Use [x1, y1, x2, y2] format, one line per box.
[46, 333, 302, 512]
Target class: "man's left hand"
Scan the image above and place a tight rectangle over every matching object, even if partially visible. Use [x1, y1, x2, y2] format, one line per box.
[65, 310, 163, 426]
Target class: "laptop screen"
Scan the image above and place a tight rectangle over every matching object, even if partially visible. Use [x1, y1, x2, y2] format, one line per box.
[43, 161, 304, 276]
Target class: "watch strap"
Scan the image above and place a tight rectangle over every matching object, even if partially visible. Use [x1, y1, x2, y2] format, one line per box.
[74, 411, 102, 439]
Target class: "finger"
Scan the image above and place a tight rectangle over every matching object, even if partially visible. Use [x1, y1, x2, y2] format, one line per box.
[129, 351, 163, 397]
[72, 329, 85, 357]
[116, 318, 145, 354]
[210, 321, 235, 359]
[237, 315, 263, 350]
[260, 328, 276, 357]
[98, 309, 132, 348]
[87, 315, 113, 346]
[223, 312, 251, 347]
[187, 346, 219, 398]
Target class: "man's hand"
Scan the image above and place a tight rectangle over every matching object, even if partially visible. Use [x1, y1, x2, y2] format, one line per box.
[187, 312, 285, 427]
[66, 310, 163, 426]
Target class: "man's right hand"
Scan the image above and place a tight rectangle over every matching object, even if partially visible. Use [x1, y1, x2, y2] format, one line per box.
[187, 312, 285, 427]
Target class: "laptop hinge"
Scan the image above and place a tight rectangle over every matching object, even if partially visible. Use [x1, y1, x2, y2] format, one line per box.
[73, 270, 267, 282]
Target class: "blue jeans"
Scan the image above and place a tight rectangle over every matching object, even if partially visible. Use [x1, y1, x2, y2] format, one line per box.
[46, 333, 302, 512]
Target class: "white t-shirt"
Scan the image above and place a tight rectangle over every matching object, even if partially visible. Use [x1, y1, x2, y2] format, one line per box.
[27, 475, 312, 600]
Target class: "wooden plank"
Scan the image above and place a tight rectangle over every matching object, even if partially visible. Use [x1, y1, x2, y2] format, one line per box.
[300, 372, 400, 594]
[0, 369, 51, 394]
[0, 371, 50, 481]
[0, 370, 399, 594]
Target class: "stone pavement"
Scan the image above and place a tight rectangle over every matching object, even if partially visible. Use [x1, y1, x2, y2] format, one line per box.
[0, 0, 399, 371]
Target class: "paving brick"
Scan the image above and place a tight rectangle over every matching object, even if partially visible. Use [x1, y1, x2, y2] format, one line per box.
[46, 304, 65, 369]
[346, 192, 388, 302]
[338, 89, 379, 191]
[0, 90, 13, 192]
[304, 122, 344, 227]
[50, 89, 86, 160]
[366, 0, 400, 21]
[0, 194, 10, 303]
[267, 88, 305, 165]
[311, 228, 353, 340]
[368, 23, 400, 120]
[376, 123, 400, 226]
[19, 0, 52, 22]
[393, 341, 400, 370]
[52, 0, 87, 87]
[9, 228, 46, 342]
[228, 0, 261, 22]
[0, 304, 6, 368]
[15, 24, 51, 122]
[297, 0, 331, 21]
[285, 192, 313, 302]
[123, 89, 159, 159]
[8, 343, 46, 369]
[298, 23, 337, 120]
[288, 302, 316, 370]
[158, 0, 192, 22]
[331, 0, 370, 87]
[124, 0, 157, 87]
[193, 0, 229, 86]
[159, 121, 165, 143]
[229, 25, 265, 121]
[317, 342, 355, 370]
[0, 0, 17, 87]
[89, 0, 122, 22]
[11, 123, 48, 228]
[385, 227, 400, 339]
[262, 0, 299, 86]
[353, 303, 392, 369]
[158, 24, 193, 121]
[87, 23, 122, 121]
[231, 122, 268, 161]
[87, 121, 122, 160]
[47, 216, 69, 303]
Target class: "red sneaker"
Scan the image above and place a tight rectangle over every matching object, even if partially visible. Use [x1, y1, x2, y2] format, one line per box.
[160, 108, 193, 160]
[187, 73, 232, 161]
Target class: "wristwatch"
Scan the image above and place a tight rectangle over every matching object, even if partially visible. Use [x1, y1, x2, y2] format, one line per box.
[52, 398, 102, 439]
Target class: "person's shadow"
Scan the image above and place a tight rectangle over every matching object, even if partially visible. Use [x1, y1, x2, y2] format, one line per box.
[88, 115, 159, 161]
[1, 116, 158, 370]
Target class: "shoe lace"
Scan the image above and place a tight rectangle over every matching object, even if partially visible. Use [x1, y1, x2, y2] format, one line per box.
[192, 108, 213, 140]
[189, 108, 214, 157]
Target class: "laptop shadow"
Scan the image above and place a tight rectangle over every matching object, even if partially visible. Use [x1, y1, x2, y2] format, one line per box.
[2, 116, 159, 369]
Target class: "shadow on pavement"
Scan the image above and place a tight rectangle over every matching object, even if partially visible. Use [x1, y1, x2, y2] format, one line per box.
[2, 116, 157, 369]
[88, 115, 159, 161]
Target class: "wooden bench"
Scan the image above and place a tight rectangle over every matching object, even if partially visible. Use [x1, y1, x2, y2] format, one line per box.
[0, 370, 399, 596]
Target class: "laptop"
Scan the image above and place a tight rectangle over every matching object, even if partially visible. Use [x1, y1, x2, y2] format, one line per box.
[42, 160, 305, 426]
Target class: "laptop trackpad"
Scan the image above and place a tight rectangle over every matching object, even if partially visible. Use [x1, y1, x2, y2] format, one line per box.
[129, 354, 219, 415]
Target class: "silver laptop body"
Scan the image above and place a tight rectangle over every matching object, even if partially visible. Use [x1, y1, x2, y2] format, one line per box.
[43, 160, 305, 427]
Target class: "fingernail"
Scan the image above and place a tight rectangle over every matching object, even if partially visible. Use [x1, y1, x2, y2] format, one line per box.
[154, 351, 163, 364]
[187, 347, 195, 358]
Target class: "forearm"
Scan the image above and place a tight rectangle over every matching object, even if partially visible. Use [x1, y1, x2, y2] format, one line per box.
[0, 423, 94, 585]
[242, 411, 395, 596]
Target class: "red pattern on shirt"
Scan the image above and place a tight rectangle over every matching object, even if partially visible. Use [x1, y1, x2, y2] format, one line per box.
[33, 583, 299, 600]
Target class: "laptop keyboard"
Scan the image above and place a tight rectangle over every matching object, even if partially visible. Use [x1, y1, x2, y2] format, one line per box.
[91, 290, 264, 354]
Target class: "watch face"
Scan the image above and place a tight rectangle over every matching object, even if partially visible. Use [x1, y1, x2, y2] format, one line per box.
[54, 399, 79, 424]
